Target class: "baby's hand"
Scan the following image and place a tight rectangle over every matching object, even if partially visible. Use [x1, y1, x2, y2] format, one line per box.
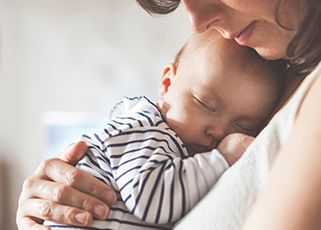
[217, 133, 255, 166]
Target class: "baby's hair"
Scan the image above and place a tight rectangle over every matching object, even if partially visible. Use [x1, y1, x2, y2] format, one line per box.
[172, 35, 210, 65]
[173, 34, 286, 79]
[172, 34, 286, 104]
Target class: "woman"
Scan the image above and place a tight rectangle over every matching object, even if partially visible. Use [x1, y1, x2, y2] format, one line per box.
[16, 0, 321, 229]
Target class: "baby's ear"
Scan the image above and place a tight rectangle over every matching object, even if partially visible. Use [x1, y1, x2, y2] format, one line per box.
[160, 63, 177, 96]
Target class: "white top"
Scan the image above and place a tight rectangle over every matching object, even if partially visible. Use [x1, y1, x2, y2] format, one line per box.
[174, 62, 321, 230]
[47, 96, 228, 230]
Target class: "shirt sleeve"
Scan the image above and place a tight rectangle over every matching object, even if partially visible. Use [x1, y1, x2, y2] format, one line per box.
[80, 124, 228, 225]
[76, 101, 231, 224]
[114, 144, 228, 224]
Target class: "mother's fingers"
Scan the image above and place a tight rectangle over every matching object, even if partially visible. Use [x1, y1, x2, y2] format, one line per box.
[19, 198, 92, 226]
[17, 217, 51, 230]
[21, 178, 110, 219]
[35, 158, 117, 205]
[16, 141, 117, 230]
[60, 141, 88, 165]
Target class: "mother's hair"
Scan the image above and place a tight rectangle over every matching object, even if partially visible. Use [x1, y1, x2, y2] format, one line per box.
[136, 0, 321, 75]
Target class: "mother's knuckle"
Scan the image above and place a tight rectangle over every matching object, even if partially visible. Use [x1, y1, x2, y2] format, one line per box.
[90, 182, 102, 196]
[37, 158, 57, 175]
[65, 168, 80, 186]
[82, 197, 96, 211]
[53, 185, 68, 202]
[64, 207, 78, 224]
[40, 201, 53, 219]
[22, 176, 35, 190]
[39, 159, 51, 171]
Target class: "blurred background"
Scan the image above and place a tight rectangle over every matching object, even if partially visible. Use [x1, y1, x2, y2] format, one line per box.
[0, 0, 190, 229]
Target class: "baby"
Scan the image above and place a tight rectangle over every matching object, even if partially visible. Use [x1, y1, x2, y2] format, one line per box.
[46, 30, 284, 230]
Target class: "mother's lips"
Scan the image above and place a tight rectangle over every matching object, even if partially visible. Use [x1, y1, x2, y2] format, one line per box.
[234, 21, 256, 45]
[215, 21, 256, 41]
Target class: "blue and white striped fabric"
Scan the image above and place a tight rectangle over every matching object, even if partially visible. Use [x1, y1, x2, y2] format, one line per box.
[48, 96, 228, 230]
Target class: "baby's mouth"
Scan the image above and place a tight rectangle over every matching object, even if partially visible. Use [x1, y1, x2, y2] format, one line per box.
[186, 144, 213, 156]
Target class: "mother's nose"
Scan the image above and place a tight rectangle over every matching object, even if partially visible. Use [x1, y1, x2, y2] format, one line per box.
[182, 0, 221, 33]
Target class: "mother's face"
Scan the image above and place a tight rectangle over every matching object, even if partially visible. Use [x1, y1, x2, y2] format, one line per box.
[182, 0, 305, 60]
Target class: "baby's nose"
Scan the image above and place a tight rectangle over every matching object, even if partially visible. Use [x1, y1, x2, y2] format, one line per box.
[206, 125, 227, 143]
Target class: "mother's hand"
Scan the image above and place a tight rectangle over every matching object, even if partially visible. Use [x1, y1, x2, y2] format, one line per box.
[16, 141, 117, 230]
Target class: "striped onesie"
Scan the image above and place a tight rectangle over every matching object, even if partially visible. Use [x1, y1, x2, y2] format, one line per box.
[47, 96, 228, 230]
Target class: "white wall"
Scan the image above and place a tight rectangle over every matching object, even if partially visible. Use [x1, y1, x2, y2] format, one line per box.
[0, 0, 190, 229]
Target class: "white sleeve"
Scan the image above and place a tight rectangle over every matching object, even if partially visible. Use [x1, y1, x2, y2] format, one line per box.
[109, 131, 229, 224]
[77, 115, 229, 225]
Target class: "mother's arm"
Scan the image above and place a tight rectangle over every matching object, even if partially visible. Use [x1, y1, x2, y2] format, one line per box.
[16, 141, 117, 230]
[243, 71, 321, 230]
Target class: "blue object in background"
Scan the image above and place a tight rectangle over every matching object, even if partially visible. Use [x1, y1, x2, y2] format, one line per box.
[41, 111, 104, 159]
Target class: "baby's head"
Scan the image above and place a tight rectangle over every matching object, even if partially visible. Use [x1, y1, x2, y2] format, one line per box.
[158, 30, 285, 155]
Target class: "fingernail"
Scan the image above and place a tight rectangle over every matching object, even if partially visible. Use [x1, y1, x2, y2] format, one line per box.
[75, 212, 90, 225]
[105, 191, 117, 204]
[94, 204, 108, 218]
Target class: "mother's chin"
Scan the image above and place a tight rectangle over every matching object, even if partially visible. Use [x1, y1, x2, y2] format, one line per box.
[251, 43, 289, 61]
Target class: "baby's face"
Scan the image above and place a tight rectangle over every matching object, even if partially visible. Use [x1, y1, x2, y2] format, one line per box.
[159, 34, 279, 155]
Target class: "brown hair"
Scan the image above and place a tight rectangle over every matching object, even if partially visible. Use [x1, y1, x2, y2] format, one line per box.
[136, 0, 180, 14]
[172, 32, 286, 120]
[280, 0, 321, 74]
[173, 33, 286, 81]
[136, 0, 321, 75]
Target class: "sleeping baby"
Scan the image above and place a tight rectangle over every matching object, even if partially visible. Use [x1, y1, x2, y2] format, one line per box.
[46, 29, 284, 230]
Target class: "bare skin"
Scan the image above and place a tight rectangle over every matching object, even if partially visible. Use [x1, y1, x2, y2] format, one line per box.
[181, 2, 321, 229]
[243, 70, 321, 230]
[16, 135, 253, 230]
[16, 141, 117, 229]
[16, 0, 321, 229]
[218, 133, 255, 166]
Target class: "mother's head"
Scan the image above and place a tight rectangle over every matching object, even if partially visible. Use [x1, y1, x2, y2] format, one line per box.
[136, 0, 321, 74]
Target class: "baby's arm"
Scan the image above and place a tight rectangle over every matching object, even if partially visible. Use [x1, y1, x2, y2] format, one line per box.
[74, 115, 253, 225]
[109, 133, 229, 225]
[77, 131, 253, 226]
[217, 133, 255, 166]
